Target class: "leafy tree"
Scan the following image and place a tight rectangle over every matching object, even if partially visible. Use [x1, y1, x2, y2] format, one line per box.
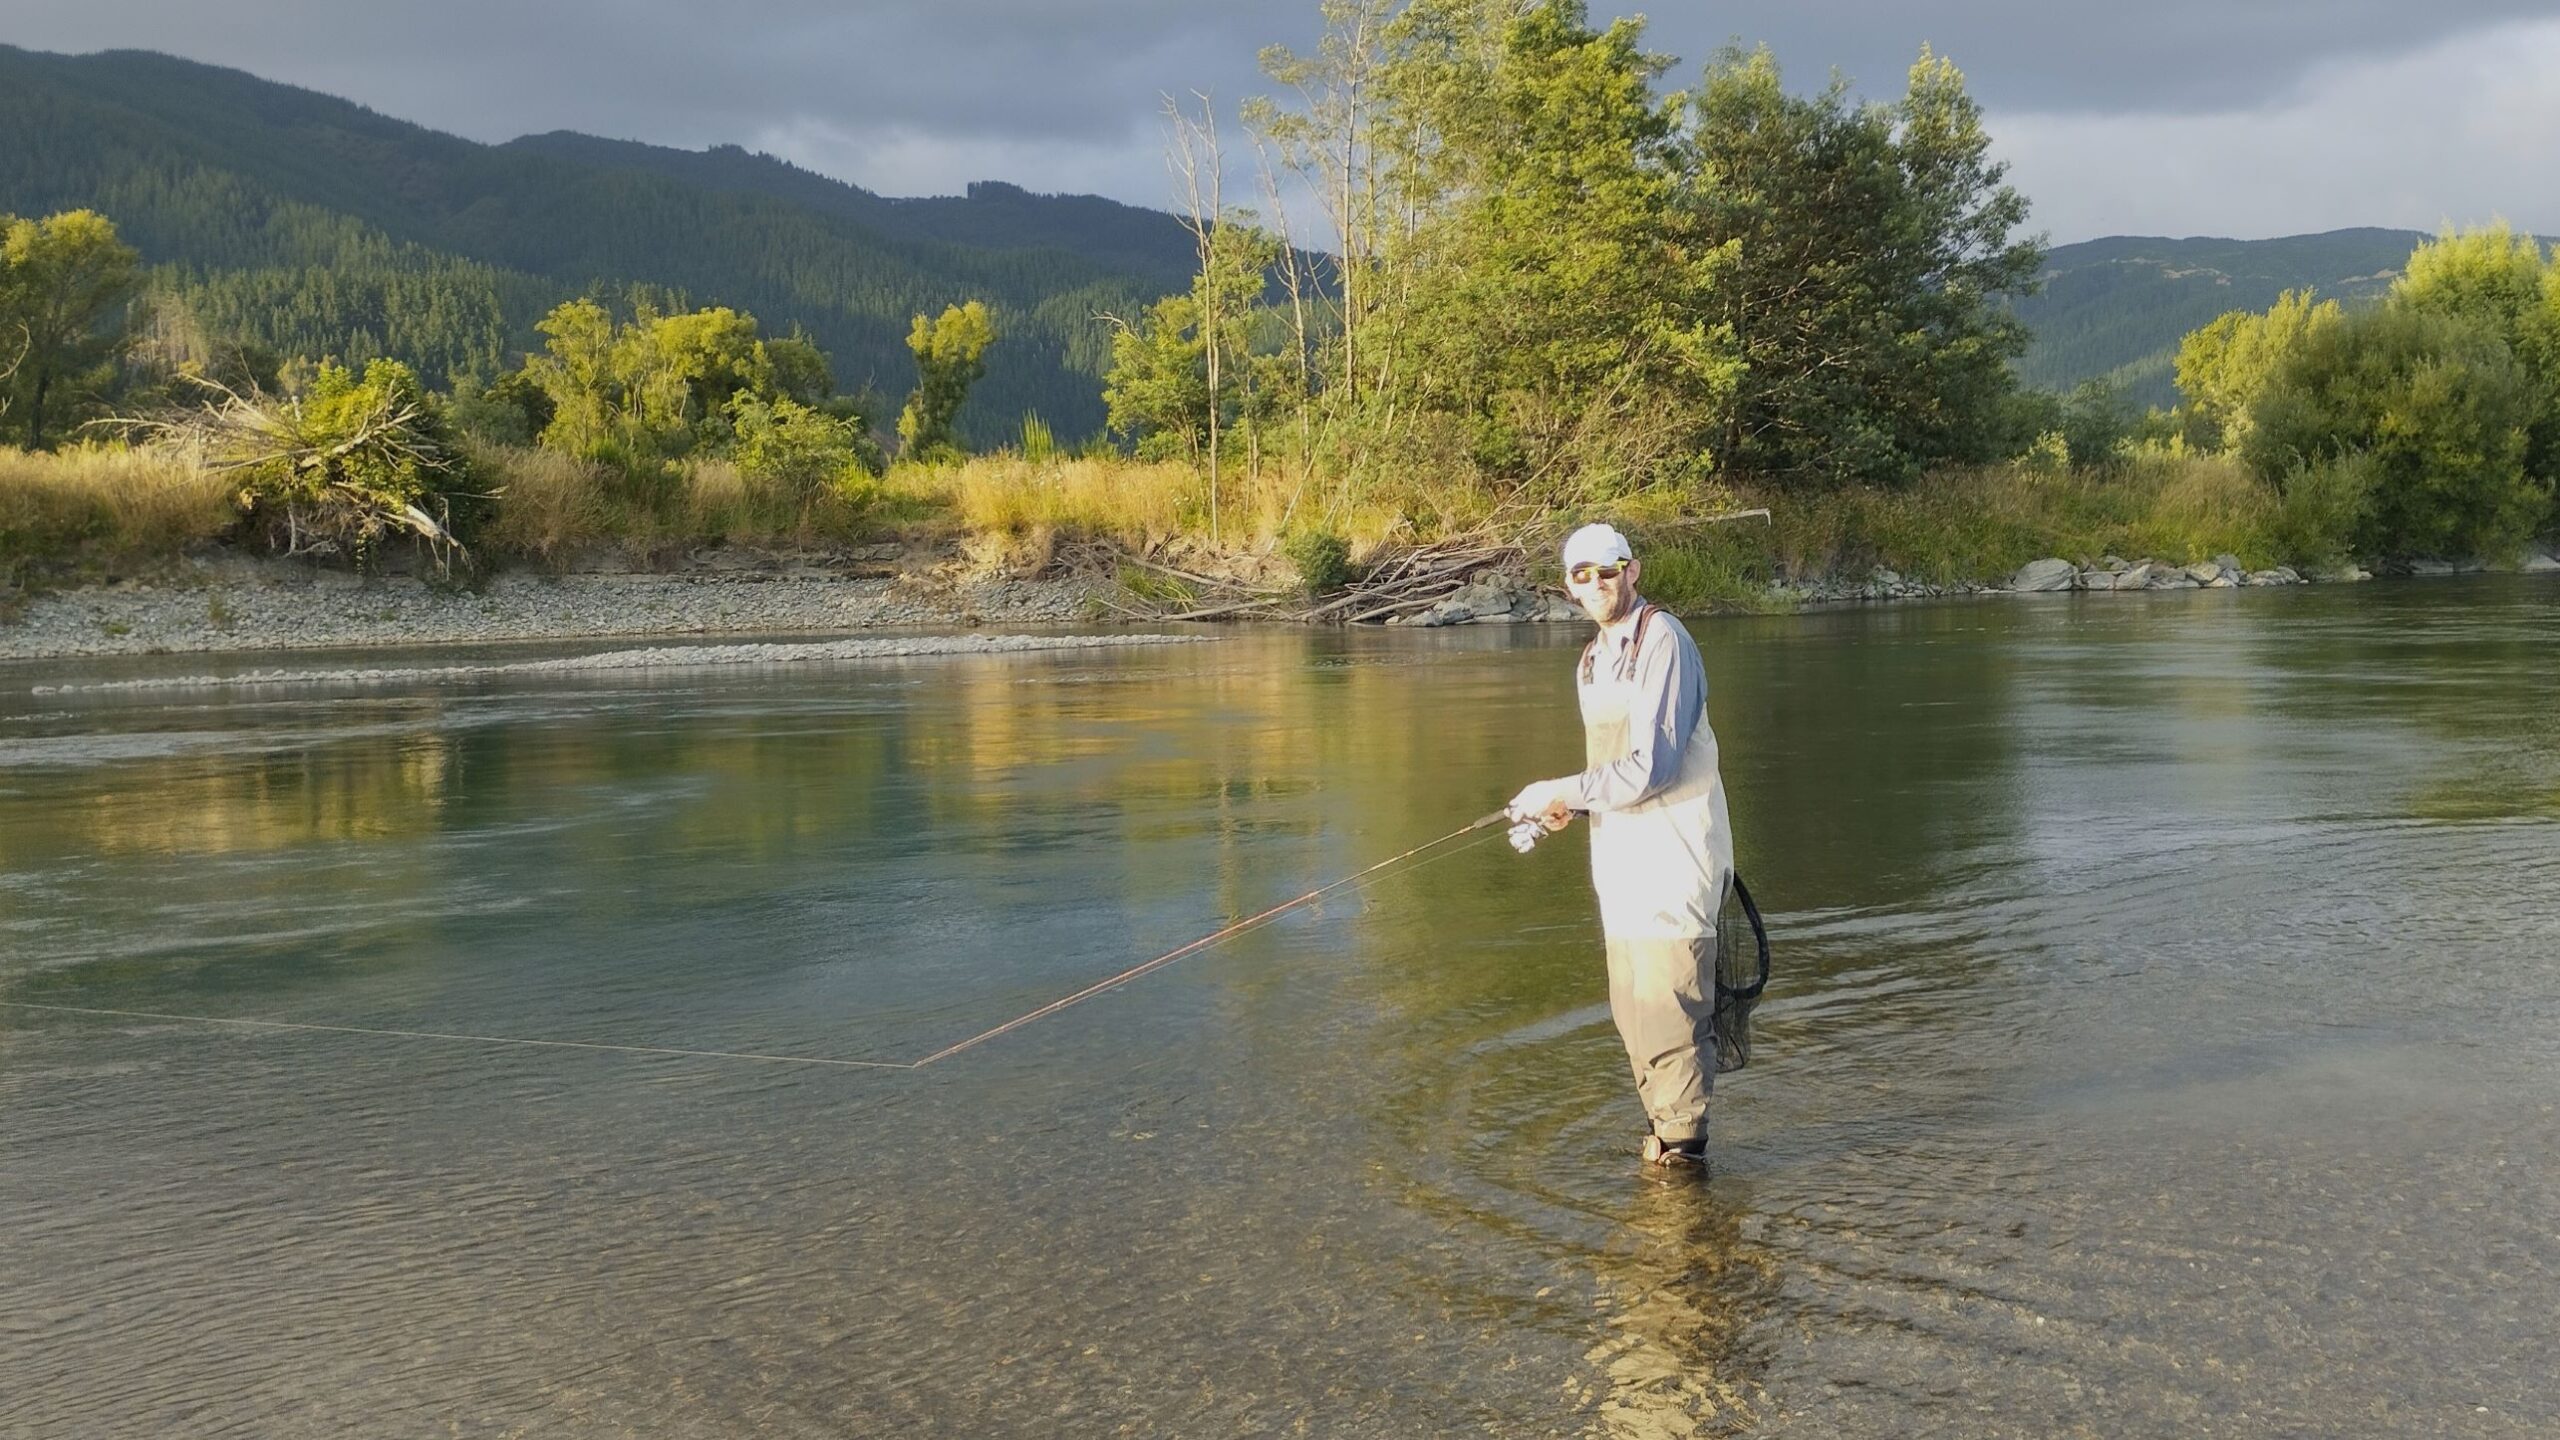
[2059, 379, 2132, 472]
[765, 333, 835, 407]
[2391, 223, 2560, 490]
[2244, 305, 2543, 559]
[727, 392, 881, 498]
[1105, 291, 1213, 461]
[1685, 45, 2042, 486]
[445, 368, 553, 446]
[0, 209, 142, 448]
[1104, 220, 1280, 472]
[1365, 0, 1741, 496]
[2175, 288, 2342, 451]
[896, 301, 995, 461]
[523, 298, 827, 470]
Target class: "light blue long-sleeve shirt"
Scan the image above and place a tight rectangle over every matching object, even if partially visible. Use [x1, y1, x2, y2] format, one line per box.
[1573, 605, 1708, 814]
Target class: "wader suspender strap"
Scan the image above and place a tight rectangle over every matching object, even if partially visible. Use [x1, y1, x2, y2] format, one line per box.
[1579, 603, 1659, 687]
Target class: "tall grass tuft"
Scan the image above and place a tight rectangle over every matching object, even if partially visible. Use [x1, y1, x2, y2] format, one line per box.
[0, 442, 237, 582]
[471, 444, 878, 564]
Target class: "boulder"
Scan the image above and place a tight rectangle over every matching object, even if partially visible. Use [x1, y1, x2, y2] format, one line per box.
[2184, 562, 2222, 585]
[2117, 563, 2154, 589]
[2522, 548, 2560, 573]
[2010, 558, 2077, 592]
[2407, 558, 2456, 577]
[2246, 570, 2288, 587]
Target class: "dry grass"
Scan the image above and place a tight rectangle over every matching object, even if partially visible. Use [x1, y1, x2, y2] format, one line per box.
[2, 437, 2326, 613]
[0, 442, 239, 578]
[471, 445, 876, 563]
[889, 452, 1422, 568]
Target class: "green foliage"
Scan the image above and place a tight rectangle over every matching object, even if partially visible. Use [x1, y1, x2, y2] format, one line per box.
[2174, 288, 2342, 450]
[1368, 1, 1741, 497]
[445, 369, 552, 446]
[1688, 45, 2041, 485]
[2265, 452, 2377, 573]
[523, 298, 838, 477]
[2059, 379, 2132, 473]
[1018, 412, 1058, 462]
[1282, 528, 1354, 594]
[1621, 535, 1789, 614]
[2244, 304, 2543, 559]
[210, 358, 476, 566]
[1103, 220, 1284, 465]
[1106, 291, 1212, 461]
[726, 392, 881, 501]
[896, 301, 996, 461]
[2391, 223, 2560, 492]
[0, 208, 142, 449]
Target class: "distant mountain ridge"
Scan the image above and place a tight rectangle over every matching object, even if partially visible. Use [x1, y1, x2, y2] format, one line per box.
[0, 44, 1205, 440]
[2005, 227, 2529, 409]
[1, 44, 2521, 436]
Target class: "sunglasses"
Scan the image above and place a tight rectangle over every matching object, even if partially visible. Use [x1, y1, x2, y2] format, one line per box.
[1568, 563, 1626, 584]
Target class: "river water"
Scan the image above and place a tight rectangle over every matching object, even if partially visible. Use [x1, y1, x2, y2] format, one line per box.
[4, 579, 2556, 1438]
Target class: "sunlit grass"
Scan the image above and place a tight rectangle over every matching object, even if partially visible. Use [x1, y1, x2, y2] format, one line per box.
[470, 444, 876, 563]
[0, 437, 2372, 606]
[0, 441, 238, 578]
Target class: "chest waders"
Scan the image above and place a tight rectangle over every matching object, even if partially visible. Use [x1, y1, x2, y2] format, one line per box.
[1578, 606, 1756, 1154]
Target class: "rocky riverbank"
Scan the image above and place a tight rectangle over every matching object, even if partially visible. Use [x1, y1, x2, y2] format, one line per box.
[0, 551, 1119, 661]
[5, 541, 2554, 661]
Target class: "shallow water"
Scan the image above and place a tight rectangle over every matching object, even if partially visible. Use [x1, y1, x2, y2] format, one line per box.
[4, 579, 2557, 1438]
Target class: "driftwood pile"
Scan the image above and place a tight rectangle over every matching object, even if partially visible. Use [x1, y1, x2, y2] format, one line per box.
[1086, 537, 1534, 625]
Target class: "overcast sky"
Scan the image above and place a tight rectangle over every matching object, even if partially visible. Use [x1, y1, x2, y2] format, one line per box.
[9, 0, 2557, 244]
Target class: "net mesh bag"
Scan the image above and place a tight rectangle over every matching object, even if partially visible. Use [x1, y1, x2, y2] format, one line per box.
[1711, 872, 1770, 1073]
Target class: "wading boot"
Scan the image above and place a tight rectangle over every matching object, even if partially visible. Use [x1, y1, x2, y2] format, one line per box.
[1640, 1132, 1707, 1176]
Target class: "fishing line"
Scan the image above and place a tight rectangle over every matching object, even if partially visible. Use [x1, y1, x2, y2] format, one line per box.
[0, 1001, 924, 1070]
[0, 810, 1515, 1072]
[909, 810, 1511, 1065]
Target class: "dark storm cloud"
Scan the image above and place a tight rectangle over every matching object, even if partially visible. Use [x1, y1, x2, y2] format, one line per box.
[7, 0, 2554, 237]
[1637, 0, 2560, 110]
[16, 0, 2545, 144]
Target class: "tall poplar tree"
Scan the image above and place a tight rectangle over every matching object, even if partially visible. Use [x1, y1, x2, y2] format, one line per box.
[1, 209, 142, 449]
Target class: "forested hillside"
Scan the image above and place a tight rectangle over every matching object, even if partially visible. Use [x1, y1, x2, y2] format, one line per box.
[2011, 229, 2431, 407]
[0, 45, 1204, 441]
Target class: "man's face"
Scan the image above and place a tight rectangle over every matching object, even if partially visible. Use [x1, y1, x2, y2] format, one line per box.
[1567, 555, 1639, 624]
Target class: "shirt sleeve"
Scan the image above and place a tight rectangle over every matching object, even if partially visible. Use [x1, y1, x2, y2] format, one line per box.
[1573, 616, 1706, 813]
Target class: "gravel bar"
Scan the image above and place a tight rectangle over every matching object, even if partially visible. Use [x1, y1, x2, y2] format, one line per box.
[1, 563, 1119, 661]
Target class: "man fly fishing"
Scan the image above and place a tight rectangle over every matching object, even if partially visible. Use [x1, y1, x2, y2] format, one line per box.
[1507, 523, 1740, 1174]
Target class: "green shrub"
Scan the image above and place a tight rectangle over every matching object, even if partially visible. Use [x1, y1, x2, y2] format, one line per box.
[727, 393, 880, 501]
[1283, 529, 1353, 594]
[2245, 306, 2544, 559]
[2267, 452, 2378, 572]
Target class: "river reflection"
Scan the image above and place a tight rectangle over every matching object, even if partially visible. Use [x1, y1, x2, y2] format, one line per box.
[4, 578, 2557, 1437]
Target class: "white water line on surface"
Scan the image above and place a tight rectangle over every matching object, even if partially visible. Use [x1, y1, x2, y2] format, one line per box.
[0, 814, 1512, 1072]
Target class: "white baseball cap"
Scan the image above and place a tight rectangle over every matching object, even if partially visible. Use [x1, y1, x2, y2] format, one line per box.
[1560, 523, 1633, 570]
